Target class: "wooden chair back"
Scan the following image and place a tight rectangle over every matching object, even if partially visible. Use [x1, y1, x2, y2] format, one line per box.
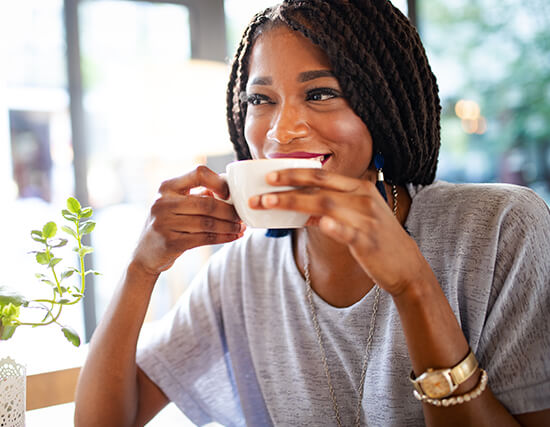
[26, 367, 81, 411]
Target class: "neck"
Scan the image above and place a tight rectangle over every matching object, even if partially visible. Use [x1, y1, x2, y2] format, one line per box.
[295, 228, 373, 307]
[294, 183, 411, 307]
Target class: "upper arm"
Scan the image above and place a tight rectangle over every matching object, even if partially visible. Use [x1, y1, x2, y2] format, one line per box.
[515, 408, 550, 426]
[133, 366, 170, 426]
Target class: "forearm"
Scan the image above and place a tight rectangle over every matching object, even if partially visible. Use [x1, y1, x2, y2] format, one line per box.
[74, 261, 159, 427]
[393, 273, 519, 427]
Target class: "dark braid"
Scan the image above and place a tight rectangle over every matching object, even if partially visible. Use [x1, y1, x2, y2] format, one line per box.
[226, 0, 441, 185]
[226, 11, 271, 161]
[282, 3, 410, 180]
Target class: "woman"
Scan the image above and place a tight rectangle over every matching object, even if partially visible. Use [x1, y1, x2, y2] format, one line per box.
[75, 1, 550, 426]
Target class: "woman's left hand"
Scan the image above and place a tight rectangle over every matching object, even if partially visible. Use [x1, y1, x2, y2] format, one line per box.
[249, 167, 433, 296]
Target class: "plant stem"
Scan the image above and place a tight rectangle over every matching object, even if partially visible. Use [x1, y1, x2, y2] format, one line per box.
[16, 303, 63, 327]
[51, 261, 62, 295]
[38, 290, 56, 323]
[76, 219, 86, 295]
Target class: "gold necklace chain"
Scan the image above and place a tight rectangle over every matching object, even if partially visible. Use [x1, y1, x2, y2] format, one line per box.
[303, 185, 397, 427]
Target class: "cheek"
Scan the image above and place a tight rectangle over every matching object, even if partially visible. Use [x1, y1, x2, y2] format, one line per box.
[244, 114, 265, 159]
[323, 114, 373, 156]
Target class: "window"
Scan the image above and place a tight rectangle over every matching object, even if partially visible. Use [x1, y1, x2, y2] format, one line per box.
[419, 0, 550, 203]
[0, 0, 82, 368]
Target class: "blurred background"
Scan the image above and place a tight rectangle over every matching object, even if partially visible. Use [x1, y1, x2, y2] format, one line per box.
[1, 0, 549, 424]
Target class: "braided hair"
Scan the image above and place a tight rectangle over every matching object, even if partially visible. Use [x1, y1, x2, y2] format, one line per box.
[226, 0, 441, 185]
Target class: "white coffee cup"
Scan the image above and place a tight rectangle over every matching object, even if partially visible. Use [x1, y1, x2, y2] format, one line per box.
[218, 158, 322, 229]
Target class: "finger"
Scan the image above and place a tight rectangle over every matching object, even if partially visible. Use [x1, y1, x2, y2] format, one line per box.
[154, 195, 240, 222]
[256, 188, 386, 219]
[318, 216, 363, 246]
[258, 190, 394, 237]
[304, 215, 322, 227]
[265, 167, 371, 193]
[166, 230, 245, 252]
[159, 165, 230, 199]
[162, 215, 246, 234]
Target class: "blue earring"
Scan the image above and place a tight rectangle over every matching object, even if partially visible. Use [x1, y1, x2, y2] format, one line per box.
[374, 153, 388, 202]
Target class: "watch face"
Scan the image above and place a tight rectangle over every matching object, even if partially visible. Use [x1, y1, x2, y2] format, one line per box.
[420, 371, 453, 398]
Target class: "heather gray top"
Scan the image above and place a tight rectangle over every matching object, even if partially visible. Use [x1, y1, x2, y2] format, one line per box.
[137, 181, 550, 426]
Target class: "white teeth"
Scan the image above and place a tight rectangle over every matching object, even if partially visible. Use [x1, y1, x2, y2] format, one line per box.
[313, 156, 324, 163]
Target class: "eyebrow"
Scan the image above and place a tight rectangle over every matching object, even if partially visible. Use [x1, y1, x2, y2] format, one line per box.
[248, 69, 335, 86]
[298, 69, 335, 82]
[249, 76, 272, 86]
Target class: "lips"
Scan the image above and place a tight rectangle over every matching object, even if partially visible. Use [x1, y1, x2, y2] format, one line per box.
[268, 151, 332, 165]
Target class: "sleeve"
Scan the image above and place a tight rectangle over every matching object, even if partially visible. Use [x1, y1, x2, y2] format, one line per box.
[136, 249, 244, 426]
[477, 188, 550, 414]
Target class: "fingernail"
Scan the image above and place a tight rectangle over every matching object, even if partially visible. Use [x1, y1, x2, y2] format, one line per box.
[262, 194, 278, 207]
[249, 195, 260, 207]
[266, 171, 279, 183]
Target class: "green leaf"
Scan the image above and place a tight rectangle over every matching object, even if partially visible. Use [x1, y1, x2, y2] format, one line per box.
[53, 286, 68, 295]
[48, 257, 62, 268]
[1, 302, 20, 321]
[42, 221, 57, 239]
[60, 270, 75, 281]
[75, 246, 94, 257]
[0, 287, 28, 307]
[84, 270, 101, 276]
[79, 221, 96, 235]
[40, 278, 56, 287]
[67, 197, 81, 214]
[80, 207, 93, 218]
[50, 238, 68, 248]
[57, 298, 71, 304]
[61, 225, 78, 239]
[36, 252, 50, 265]
[0, 324, 17, 340]
[35, 273, 47, 279]
[31, 230, 45, 243]
[62, 209, 77, 221]
[61, 326, 81, 347]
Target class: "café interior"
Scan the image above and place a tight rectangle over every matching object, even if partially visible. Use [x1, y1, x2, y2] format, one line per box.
[1, 0, 548, 425]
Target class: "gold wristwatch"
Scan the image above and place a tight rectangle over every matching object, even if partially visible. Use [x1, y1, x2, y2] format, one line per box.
[409, 349, 478, 399]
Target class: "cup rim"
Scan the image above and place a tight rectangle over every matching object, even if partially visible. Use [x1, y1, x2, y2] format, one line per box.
[227, 158, 322, 167]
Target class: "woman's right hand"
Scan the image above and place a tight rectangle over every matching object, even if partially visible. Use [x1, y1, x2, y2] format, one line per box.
[132, 165, 245, 275]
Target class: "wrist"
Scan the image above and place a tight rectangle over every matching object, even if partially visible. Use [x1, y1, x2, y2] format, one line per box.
[410, 348, 480, 399]
[127, 259, 161, 283]
[391, 271, 439, 305]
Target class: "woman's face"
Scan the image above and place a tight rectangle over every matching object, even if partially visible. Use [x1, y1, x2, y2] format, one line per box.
[244, 25, 374, 180]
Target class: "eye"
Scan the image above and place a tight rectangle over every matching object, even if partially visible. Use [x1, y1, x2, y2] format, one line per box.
[246, 93, 273, 106]
[306, 88, 341, 101]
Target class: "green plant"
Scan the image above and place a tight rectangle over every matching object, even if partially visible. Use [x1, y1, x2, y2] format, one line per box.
[0, 197, 99, 346]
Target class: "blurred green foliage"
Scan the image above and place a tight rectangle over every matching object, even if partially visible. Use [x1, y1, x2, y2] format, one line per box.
[420, 0, 550, 188]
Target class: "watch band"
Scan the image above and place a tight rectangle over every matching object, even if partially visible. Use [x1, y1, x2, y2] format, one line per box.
[449, 349, 478, 384]
[409, 349, 479, 399]
[413, 369, 488, 407]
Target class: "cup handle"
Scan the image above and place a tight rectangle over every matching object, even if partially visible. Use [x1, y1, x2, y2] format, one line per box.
[213, 173, 233, 205]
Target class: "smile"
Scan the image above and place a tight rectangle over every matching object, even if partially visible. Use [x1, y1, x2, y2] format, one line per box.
[268, 152, 332, 165]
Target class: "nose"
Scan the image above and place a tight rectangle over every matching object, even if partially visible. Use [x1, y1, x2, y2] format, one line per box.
[266, 102, 309, 144]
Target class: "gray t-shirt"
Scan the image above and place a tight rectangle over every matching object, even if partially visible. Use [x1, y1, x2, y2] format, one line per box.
[137, 181, 550, 426]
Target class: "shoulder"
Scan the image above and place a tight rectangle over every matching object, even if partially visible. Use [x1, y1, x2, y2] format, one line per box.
[406, 181, 550, 267]
[409, 180, 550, 227]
